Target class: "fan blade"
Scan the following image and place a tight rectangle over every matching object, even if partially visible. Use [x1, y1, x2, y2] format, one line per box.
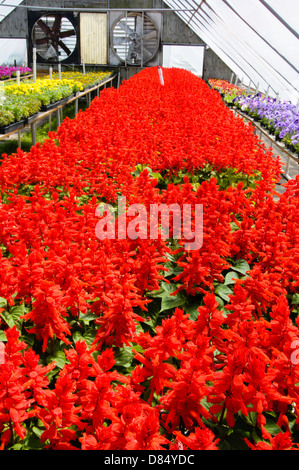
[143, 30, 158, 41]
[35, 37, 50, 46]
[135, 15, 143, 35]
[59, 29, 76, 39]
[52, 15, 62, 34]
[142, 46, 153, 60]
[118, 20, 133, 35]
[58, 40, 71, 56]
[37, 19, 53, 37]
[113, 36, 130, 45]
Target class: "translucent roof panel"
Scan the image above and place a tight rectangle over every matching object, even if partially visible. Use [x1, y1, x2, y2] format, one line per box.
[0, 0, 23, 23]
[164, 0, 299, 104]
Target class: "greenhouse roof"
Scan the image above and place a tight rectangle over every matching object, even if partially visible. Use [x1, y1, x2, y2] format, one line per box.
[164, 0, 299, 103]
[0, 0, 23, 22]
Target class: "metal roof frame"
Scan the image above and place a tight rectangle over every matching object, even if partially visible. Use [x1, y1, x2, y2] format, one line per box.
[164, 0, 299, 102]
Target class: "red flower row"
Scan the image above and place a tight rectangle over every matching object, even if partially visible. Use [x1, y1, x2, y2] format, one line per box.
[0, 67, 298, 450]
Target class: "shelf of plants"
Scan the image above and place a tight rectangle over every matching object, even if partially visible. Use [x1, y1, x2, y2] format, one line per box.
[0, 70, 113, 134]
[0, 67, 299, 451]
[209, 79, 299, 156]
[0, 66, 32, 81]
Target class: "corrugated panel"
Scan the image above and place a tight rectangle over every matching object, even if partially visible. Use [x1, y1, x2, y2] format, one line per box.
[80, 13, 108, 65]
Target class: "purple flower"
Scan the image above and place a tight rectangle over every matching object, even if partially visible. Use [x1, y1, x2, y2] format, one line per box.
[234, 93, 299, 143]
[0, 66, 32, 80]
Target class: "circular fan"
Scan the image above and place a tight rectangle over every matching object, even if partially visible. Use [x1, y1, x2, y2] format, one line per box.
[31, 14, 77, 62]
[111, 13, 159, 66]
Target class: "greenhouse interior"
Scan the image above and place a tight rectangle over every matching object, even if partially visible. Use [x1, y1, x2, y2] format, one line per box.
[0, 0, 298, 453]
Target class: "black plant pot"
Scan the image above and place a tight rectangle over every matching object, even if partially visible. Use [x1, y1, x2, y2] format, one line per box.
[40, 95, 73, 112]
[0, 119, 25, 134]
[25, 113, 39, 125]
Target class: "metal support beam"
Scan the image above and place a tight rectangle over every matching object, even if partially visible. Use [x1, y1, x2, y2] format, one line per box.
[187, 0, 207, 25]
[200, 3, 279, 94]
[258, 0, 299, 40]
[0, 4, 196, 13]
[190, 11, 261, 89]
[75, 97, 79, 115]
[31, 122, 37, 146]
[221, 0, 299, 77]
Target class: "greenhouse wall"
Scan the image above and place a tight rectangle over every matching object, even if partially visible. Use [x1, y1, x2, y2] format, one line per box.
[203, 47, 234, 82]
[0, 0, 233, 82]
[0, 1, 109, 38]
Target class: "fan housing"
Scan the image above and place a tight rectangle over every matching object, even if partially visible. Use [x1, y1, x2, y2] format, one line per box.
[111, 12, 160, 66]
[28, 11, 79, 64]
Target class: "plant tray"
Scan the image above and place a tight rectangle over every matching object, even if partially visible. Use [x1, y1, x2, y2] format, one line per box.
[25, 113, 39, 125]
[41, 95, 74, 112]
[0, 119, 25, 135]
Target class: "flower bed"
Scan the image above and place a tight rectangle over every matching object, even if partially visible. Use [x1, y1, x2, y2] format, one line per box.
[0, 95, 42, 130]
[0, 66, 32, 80]
[0, 67, 298, 450]
[208, 78, 245, 105]
[0, 71, 113, 129]
[5, 78, 83, 106]
[209, 79, 299, 154]
[47, 70, 113, 89]
[234, 93, 299, 154]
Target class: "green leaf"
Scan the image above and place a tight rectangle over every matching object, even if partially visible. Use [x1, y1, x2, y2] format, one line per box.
[141, 298, 161, 331]
[247, 412, 257, 426]
[83, 328, 96, 345]
[215, 296, 225, 308]
[224, 271, 239, 285]
[160, 293, 186, 312]
[0, 330, 7, 341]
[46, 350, 66, 369]
[264, 419, 281, 436]
[292, 294, 299, 305]
[215, 284, 233, 302]
[24, 429, 46, 450]
[0, 304, 26, 330]
[164, 262, 183, 278]
[149, 281, 186, 313]
[32, 426, 44, 438]
[79, 311, 98, 323]
[231, 259, 250, 275]
[114, 346, 134, 368]
[10, 443, 23, 450]
[218, 439, 232, 450]
[73, 331, 84, 343]
[0, 310, 15, 328]
[183, 303, 200, 321]
[159, 281, 176, 295]
[0, 297, 7, 309]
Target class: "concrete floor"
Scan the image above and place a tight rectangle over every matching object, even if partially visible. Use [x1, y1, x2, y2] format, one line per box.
[257, 131, 298, 196]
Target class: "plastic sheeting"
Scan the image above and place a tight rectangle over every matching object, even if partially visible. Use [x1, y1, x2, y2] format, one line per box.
[0, 38, 27, 65]
[163, 45, 204, 76]
[164, 0, 299, 104]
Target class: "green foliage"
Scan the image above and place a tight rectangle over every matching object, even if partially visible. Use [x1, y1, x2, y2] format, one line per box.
[147, 164, 262, 191]
[0, 95, 41, 126]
